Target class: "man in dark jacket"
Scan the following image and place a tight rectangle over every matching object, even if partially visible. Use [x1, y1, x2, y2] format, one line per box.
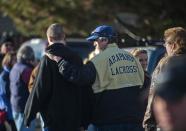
[24, 23, 88, 131]
[48, 25, 145, 131]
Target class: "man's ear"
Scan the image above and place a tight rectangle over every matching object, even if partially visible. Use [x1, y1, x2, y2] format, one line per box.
[49, 36, 54, 42]
[171, 42, 178, 52]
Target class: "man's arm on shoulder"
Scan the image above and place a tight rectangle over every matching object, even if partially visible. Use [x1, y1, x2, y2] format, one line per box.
[57, 59, 96, 86]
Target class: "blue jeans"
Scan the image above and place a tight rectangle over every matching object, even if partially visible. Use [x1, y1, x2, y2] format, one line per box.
[88, 123, 144, 131]
[38, 113, 48, 131]
[88, 124, 96, 131]
[12, 111, 36, 131]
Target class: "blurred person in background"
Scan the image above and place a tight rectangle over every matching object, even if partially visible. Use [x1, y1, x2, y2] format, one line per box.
[143, 27, 186, 131]
[25, 40, 49, 131]
[0, 52, 17, 131]
[0, 42, 14, 73]
[131, 49, 148, 71]
[131, 49, 151, 95]
[0, 42, 14, 57]
[10, 45, 35, 131]
[153, 55, 186, 131]
[131, 49, 151, 127]
[27, 65, 39, 93]
[27, 40, 49, 93]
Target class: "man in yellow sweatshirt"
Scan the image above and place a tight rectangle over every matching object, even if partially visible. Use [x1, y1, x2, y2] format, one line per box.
[48, 25, 145, 131]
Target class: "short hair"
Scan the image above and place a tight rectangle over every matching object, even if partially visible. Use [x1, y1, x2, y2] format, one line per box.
[17, 45, 35, 62]
[46, 23, 65, 41]
[2, 52, 16, 68]
[164, 27, 186, 53]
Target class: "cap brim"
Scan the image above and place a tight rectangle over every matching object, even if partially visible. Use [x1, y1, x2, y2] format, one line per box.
[86, 35, 99, 42]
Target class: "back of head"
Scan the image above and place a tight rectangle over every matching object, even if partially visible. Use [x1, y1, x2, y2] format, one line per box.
[17, 45, 35, 63]
[164, 27, 186, 54]
[46, 23, 65, 41]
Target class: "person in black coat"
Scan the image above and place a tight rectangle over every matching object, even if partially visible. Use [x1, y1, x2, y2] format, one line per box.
[24, 23, 91, 131]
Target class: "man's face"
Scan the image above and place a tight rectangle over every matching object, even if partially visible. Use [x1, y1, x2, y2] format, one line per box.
[164, 37, 175, 56]
[93, 37, 108, 51]
[153, 95, 186, 131]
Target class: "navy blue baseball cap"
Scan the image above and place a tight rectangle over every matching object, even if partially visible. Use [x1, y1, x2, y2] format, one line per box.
[86, 25, 117, 42]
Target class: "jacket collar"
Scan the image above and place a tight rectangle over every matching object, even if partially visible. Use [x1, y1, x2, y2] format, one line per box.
[106, 43, 118, 48]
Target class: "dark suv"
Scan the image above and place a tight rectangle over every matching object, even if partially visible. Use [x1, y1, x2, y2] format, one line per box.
[66, 38, 95, 60]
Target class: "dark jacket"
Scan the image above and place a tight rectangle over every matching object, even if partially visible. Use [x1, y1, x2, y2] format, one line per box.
[56, 57, 146, 125]
[10, 62, 33, 113]
[140, 71, 151, 116]
[24, 43, 89, 131]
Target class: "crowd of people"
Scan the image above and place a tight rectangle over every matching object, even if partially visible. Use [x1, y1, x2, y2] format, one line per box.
[0, 23, 186, 131]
